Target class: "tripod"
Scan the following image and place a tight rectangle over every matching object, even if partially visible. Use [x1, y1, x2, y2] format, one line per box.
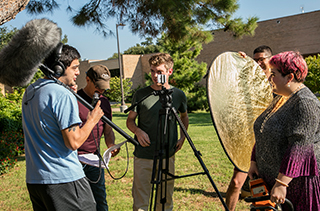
[125, 85, 229, 211]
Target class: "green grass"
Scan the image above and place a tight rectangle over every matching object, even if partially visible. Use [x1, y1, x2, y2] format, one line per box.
[0, 111, 249, 210]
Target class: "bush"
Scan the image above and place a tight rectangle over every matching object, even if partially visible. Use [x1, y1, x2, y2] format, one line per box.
[104, 76, 133, 102]
[186, 84, 209, 112]
[0, 131, 24, 175]
[0, 89, 24, 133]
[305, 54, 320, 94]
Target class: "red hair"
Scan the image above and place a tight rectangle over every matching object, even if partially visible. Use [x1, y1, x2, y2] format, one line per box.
[269, 51, 308, 82]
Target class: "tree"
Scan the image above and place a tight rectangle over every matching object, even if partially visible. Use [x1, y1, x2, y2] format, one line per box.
[123, 37, 161, 55]
[108, 37, 161, 59]
[61, 34, 68, 44]
[103, 76, 132, 102]
[305, 54, 320, 94]
[158, 29, 211, 112]
[0, 26, 18, 49]
[131, 30, 212, 111]
[108, 53, 120, 60]
[0, 0, 29, 25]
[25, 0, 258, 42]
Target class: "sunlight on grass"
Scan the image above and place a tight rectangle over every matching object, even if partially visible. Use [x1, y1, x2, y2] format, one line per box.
[0, 111, 250, 210]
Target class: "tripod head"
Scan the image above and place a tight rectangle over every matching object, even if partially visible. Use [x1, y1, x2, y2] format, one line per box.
[154, 86, 173, 109]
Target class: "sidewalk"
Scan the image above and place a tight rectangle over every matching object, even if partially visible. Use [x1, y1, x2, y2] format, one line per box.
[111, 102, 128, 112]
[112, 107, 121, 112]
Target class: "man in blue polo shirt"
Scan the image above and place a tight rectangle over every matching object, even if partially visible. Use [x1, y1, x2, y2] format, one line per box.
[22, 44, 104, 211]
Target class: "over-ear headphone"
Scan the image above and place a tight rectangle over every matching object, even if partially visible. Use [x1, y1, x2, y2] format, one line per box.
[49, 42, 65, 78]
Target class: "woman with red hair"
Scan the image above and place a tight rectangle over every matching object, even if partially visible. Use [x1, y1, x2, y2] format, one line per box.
[248, 51, 320, 210]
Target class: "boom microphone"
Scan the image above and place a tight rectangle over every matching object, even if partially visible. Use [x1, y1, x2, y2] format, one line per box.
[0, 18, 61, 87]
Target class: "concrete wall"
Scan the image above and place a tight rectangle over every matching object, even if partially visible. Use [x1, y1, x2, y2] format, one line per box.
[77, 58, 121, 90]
[78, 54, 156, 90]
[123, 55, 142, 89]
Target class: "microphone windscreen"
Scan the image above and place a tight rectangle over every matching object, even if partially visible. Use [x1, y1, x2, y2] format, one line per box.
[0, 18, 61, 87]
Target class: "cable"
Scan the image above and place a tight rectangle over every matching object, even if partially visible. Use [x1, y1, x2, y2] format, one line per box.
[85, 122, 131, 183]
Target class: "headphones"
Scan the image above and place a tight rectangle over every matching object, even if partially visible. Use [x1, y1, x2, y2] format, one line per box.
[48, 42, 65, 78]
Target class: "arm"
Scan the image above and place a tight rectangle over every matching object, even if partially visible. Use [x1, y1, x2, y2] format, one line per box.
[103, 123, 119, 157]
[248, 144, 259, 179]
[270, 173, 293, 204]
[62, 100, 104, 150]
[175, 111, 189, 152]
[248, 161, 259, 180]
[126, 110, 150, 147]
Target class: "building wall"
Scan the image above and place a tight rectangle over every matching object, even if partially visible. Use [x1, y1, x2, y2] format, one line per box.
[78, 58, 121, 90]
[122, 55, 142, 89]
[78, 54, 156, 90]
[197, 10, 320, 67]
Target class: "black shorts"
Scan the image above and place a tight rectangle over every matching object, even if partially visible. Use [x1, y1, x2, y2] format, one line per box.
[27, 177, 96, 211]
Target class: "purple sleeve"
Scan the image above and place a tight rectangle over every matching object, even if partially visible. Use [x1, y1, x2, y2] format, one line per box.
[279, 98, 319, 178]
[280, 144, 318, 177]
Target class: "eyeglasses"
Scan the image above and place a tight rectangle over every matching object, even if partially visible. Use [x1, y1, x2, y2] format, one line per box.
[254, 56, 270, 63]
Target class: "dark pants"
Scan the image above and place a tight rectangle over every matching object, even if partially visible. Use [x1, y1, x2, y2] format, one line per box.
[27, 177, 96, 211]
[83, 164, 109, 211]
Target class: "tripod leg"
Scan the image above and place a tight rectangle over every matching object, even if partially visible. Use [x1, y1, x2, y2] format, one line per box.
[149, 154, 160, 211]
[171, 107, 230, 211]
[149, 107, 176, 211]
[156, 157, 175, 211]
[151, 157, 175, 211]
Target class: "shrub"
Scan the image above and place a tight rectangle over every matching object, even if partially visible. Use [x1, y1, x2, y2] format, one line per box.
[305, 54, 320, 94]
[104, 76, 133, 102]
[0, 89, 24, 133]
[186, 84, 209, 112]
[0, 131, 24, 175]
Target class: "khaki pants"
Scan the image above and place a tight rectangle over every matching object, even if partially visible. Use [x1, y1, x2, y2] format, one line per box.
[132, 156, 175, 211]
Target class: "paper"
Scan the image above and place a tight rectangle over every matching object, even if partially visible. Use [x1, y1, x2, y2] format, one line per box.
[78, 140, 128, 169]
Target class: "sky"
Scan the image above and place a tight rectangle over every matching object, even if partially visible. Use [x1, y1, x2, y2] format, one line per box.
[2, 0, 320, 60]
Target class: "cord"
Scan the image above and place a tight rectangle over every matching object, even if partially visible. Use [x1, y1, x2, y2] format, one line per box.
[85, 122, 130, 183]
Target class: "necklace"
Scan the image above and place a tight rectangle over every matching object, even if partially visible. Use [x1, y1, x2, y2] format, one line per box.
[259, 83, 305, 133]
[285, 83, 305, 99]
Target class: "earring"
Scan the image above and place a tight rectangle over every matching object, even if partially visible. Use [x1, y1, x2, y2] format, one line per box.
[287, 83, 290, 87]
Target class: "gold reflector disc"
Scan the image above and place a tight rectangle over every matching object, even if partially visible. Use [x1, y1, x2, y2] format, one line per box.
[206, 52, 273, 172]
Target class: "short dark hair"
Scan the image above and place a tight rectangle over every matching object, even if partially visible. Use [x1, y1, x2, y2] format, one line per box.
[253, 45, 273, 57]
[60, 44, 81, 68]
[43, 44, 81, 70]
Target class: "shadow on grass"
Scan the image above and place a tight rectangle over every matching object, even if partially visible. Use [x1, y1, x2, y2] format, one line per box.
[112, 111, 214, 127]
[188, 112, 213, 126]
[112, 113, 129, 118]
[17, 154, 26, 162]
[174, 187, 226, 198]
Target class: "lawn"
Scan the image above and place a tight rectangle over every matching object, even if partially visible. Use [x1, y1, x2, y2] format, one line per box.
[0, 111, 249, 210]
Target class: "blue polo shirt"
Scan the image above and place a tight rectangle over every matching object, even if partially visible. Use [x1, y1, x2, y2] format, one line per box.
[22, 79, 84, 184]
